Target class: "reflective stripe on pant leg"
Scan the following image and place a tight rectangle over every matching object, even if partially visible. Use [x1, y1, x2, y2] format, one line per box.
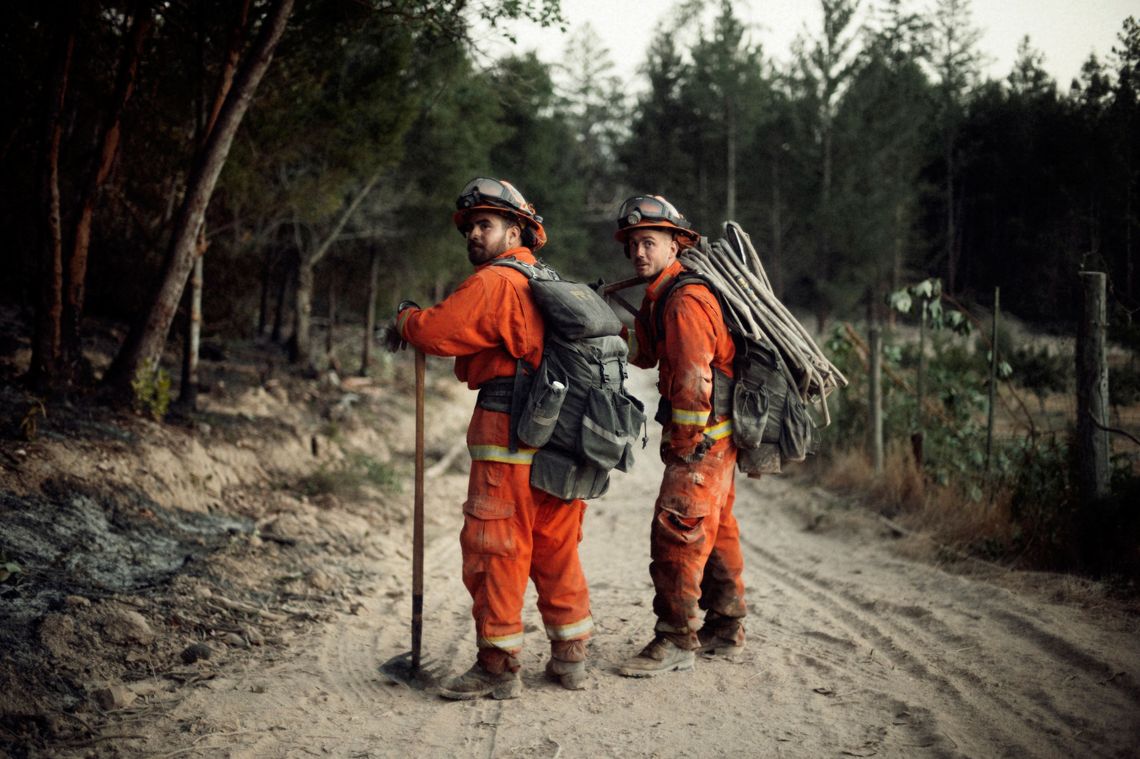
[649, 437, 737, 647]
[461, 458, 534, 656]
[530, 495, 593, 642]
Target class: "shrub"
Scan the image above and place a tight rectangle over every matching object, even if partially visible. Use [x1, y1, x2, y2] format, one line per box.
[131, 367, 172, 421]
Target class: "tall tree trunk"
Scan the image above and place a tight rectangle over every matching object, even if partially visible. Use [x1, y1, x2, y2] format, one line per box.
[325, 276, 337, 371]
[272, 253, 293, 344]
[292, 257, 313, 365]
[62, 6, 151, 388]
[291, 167, 384, 366]
[178, 0, 250, 410]
[178, 253, 203, 408]
[29, 18, 75, 392]
[360, 245, 379, 376]
[258, 244, 274, 336]
[945, 132, 957, 294]
[104, 0, 293, 399]
[724, 97, 736, 221]
[769, 145, 784, 298]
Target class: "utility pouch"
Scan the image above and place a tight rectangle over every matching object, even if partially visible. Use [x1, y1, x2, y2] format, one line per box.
[732, 382, 771, 449]
[579, 387, 645, 472]
[614, 390, 646, 473]
[732, 341, 787, 448]
[530, 448, 610, 501]
[516, 363, 568, 448]
[779, 393, 816, 463]
[737, 443, 783, 476]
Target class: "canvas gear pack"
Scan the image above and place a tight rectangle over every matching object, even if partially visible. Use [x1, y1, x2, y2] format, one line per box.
[478, 257, 646, 500]
[658, 223, 847, 475]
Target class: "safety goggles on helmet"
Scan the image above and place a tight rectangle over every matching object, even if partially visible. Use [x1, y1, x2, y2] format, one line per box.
[453, 177, 547, 251]
[616, 195, 692, 232]
[456, 177, 542, 223]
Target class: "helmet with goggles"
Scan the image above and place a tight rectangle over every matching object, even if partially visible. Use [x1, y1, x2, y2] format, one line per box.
[613, 195, 699, 246]
[453, 177, 547, 251]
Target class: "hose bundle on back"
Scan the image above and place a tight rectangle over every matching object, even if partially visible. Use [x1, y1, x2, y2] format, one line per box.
[679, 222, 848, 425]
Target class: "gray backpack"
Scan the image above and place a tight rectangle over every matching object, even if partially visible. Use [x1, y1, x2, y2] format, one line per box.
[484, 258, 646, 500]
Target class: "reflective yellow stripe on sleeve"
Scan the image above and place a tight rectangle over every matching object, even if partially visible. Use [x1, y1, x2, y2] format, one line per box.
[704, 418, 734, 440]
[468, 444, 537, 464]
[671, 406, 711, 426]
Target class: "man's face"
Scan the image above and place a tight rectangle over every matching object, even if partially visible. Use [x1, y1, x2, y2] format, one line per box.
[464, 211, 520, 265]
[627, 228, 679, 280]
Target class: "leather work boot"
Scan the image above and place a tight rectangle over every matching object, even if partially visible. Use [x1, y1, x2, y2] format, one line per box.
[545, 639, 588, 690]
[437, 664, 522, 701]
[697, 620, 745, 658]
[616, 636, 695, 677]
[544, 658, 587, 690]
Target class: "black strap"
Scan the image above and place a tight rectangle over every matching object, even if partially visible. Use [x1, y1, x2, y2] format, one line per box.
[653, 271, 732, 427]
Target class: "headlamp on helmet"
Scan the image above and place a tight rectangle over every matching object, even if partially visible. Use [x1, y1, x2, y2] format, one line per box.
[452, 177, 547, 251]
[614, 194, 699, 247]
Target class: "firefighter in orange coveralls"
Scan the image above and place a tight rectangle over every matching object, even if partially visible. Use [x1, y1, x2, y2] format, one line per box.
[387, 178, 593, 699]
[613, 195, 748, 677]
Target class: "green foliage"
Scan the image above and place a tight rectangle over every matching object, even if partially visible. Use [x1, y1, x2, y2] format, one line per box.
[1004, 436, 1079, 562]
[296, 452, 401, 499]
[0, 555, 21, 584]
[131, 368, 172, 421]
[1011, 344, 1072, 401]
[888, 279, 972, 336]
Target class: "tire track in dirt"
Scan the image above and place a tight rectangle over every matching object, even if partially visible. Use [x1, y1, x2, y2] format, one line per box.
[132, 367, 1139, 758]
[736, 476, 1140, 758]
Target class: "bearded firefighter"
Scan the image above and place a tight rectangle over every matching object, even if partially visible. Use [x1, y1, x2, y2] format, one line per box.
[613, 195, 747, 676]
[387, 178, 592, 699]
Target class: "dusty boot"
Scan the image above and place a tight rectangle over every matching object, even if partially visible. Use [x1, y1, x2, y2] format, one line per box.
[438, 650, 521, 701]
[697, 616, 745, 658]
[617, 636, 695, 678]
[545, 640, 588, 691]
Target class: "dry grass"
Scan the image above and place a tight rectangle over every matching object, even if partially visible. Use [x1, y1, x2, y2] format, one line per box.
[821, 443, 1018, 562]
[822, 442, 926, 516]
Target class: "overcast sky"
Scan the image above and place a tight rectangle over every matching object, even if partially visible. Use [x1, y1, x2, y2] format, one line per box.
[487, 0, 1135, 92]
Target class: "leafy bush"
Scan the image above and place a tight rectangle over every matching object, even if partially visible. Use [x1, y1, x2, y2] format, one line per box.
[131, 367, 172, 421]
[1011, 344, 1072, 408]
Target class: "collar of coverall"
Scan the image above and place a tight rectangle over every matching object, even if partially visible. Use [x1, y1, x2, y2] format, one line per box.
[644, 259, 685, 302]
[476, 246, 537, 270]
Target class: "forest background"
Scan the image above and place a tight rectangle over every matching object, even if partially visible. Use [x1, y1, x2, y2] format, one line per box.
[2, 0, 1139, 578]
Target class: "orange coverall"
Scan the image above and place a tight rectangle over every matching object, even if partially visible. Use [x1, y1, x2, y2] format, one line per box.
[631, 259, 747, 649]
[396, 247, 593, 672]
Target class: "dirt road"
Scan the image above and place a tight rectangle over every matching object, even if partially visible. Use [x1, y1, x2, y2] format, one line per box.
[137, 367, 1140, 758]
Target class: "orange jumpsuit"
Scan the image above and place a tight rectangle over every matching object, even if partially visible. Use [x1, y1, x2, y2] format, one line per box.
[396, 247, 593, 672]
[631, 259, 747, 650]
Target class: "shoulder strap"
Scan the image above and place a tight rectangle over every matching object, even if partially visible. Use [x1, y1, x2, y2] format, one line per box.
[489, 256, 560, 281]
[653, 270, 714, 342]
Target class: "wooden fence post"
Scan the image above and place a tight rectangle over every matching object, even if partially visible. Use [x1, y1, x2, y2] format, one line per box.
[911, 307, 926, 470]
[869, 326, 883, 474]
[1077, 272, 1110, 502]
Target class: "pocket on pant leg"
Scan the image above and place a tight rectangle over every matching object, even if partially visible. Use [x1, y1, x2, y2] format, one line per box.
[461, 495, 517, 557]
[654, 509, 706, 546]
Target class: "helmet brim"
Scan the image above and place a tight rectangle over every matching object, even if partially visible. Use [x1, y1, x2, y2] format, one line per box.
[614, 220, 700, 246]
[454, 206, 547, 251]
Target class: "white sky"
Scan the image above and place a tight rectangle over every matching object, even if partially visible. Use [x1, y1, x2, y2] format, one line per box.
[487, 0, 1135, 92]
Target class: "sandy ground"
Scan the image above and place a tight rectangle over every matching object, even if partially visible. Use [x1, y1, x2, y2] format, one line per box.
[108, 366, 1140, 759]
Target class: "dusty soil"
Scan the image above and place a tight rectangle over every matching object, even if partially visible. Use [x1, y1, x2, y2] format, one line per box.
[2, 332, 1139, 758]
